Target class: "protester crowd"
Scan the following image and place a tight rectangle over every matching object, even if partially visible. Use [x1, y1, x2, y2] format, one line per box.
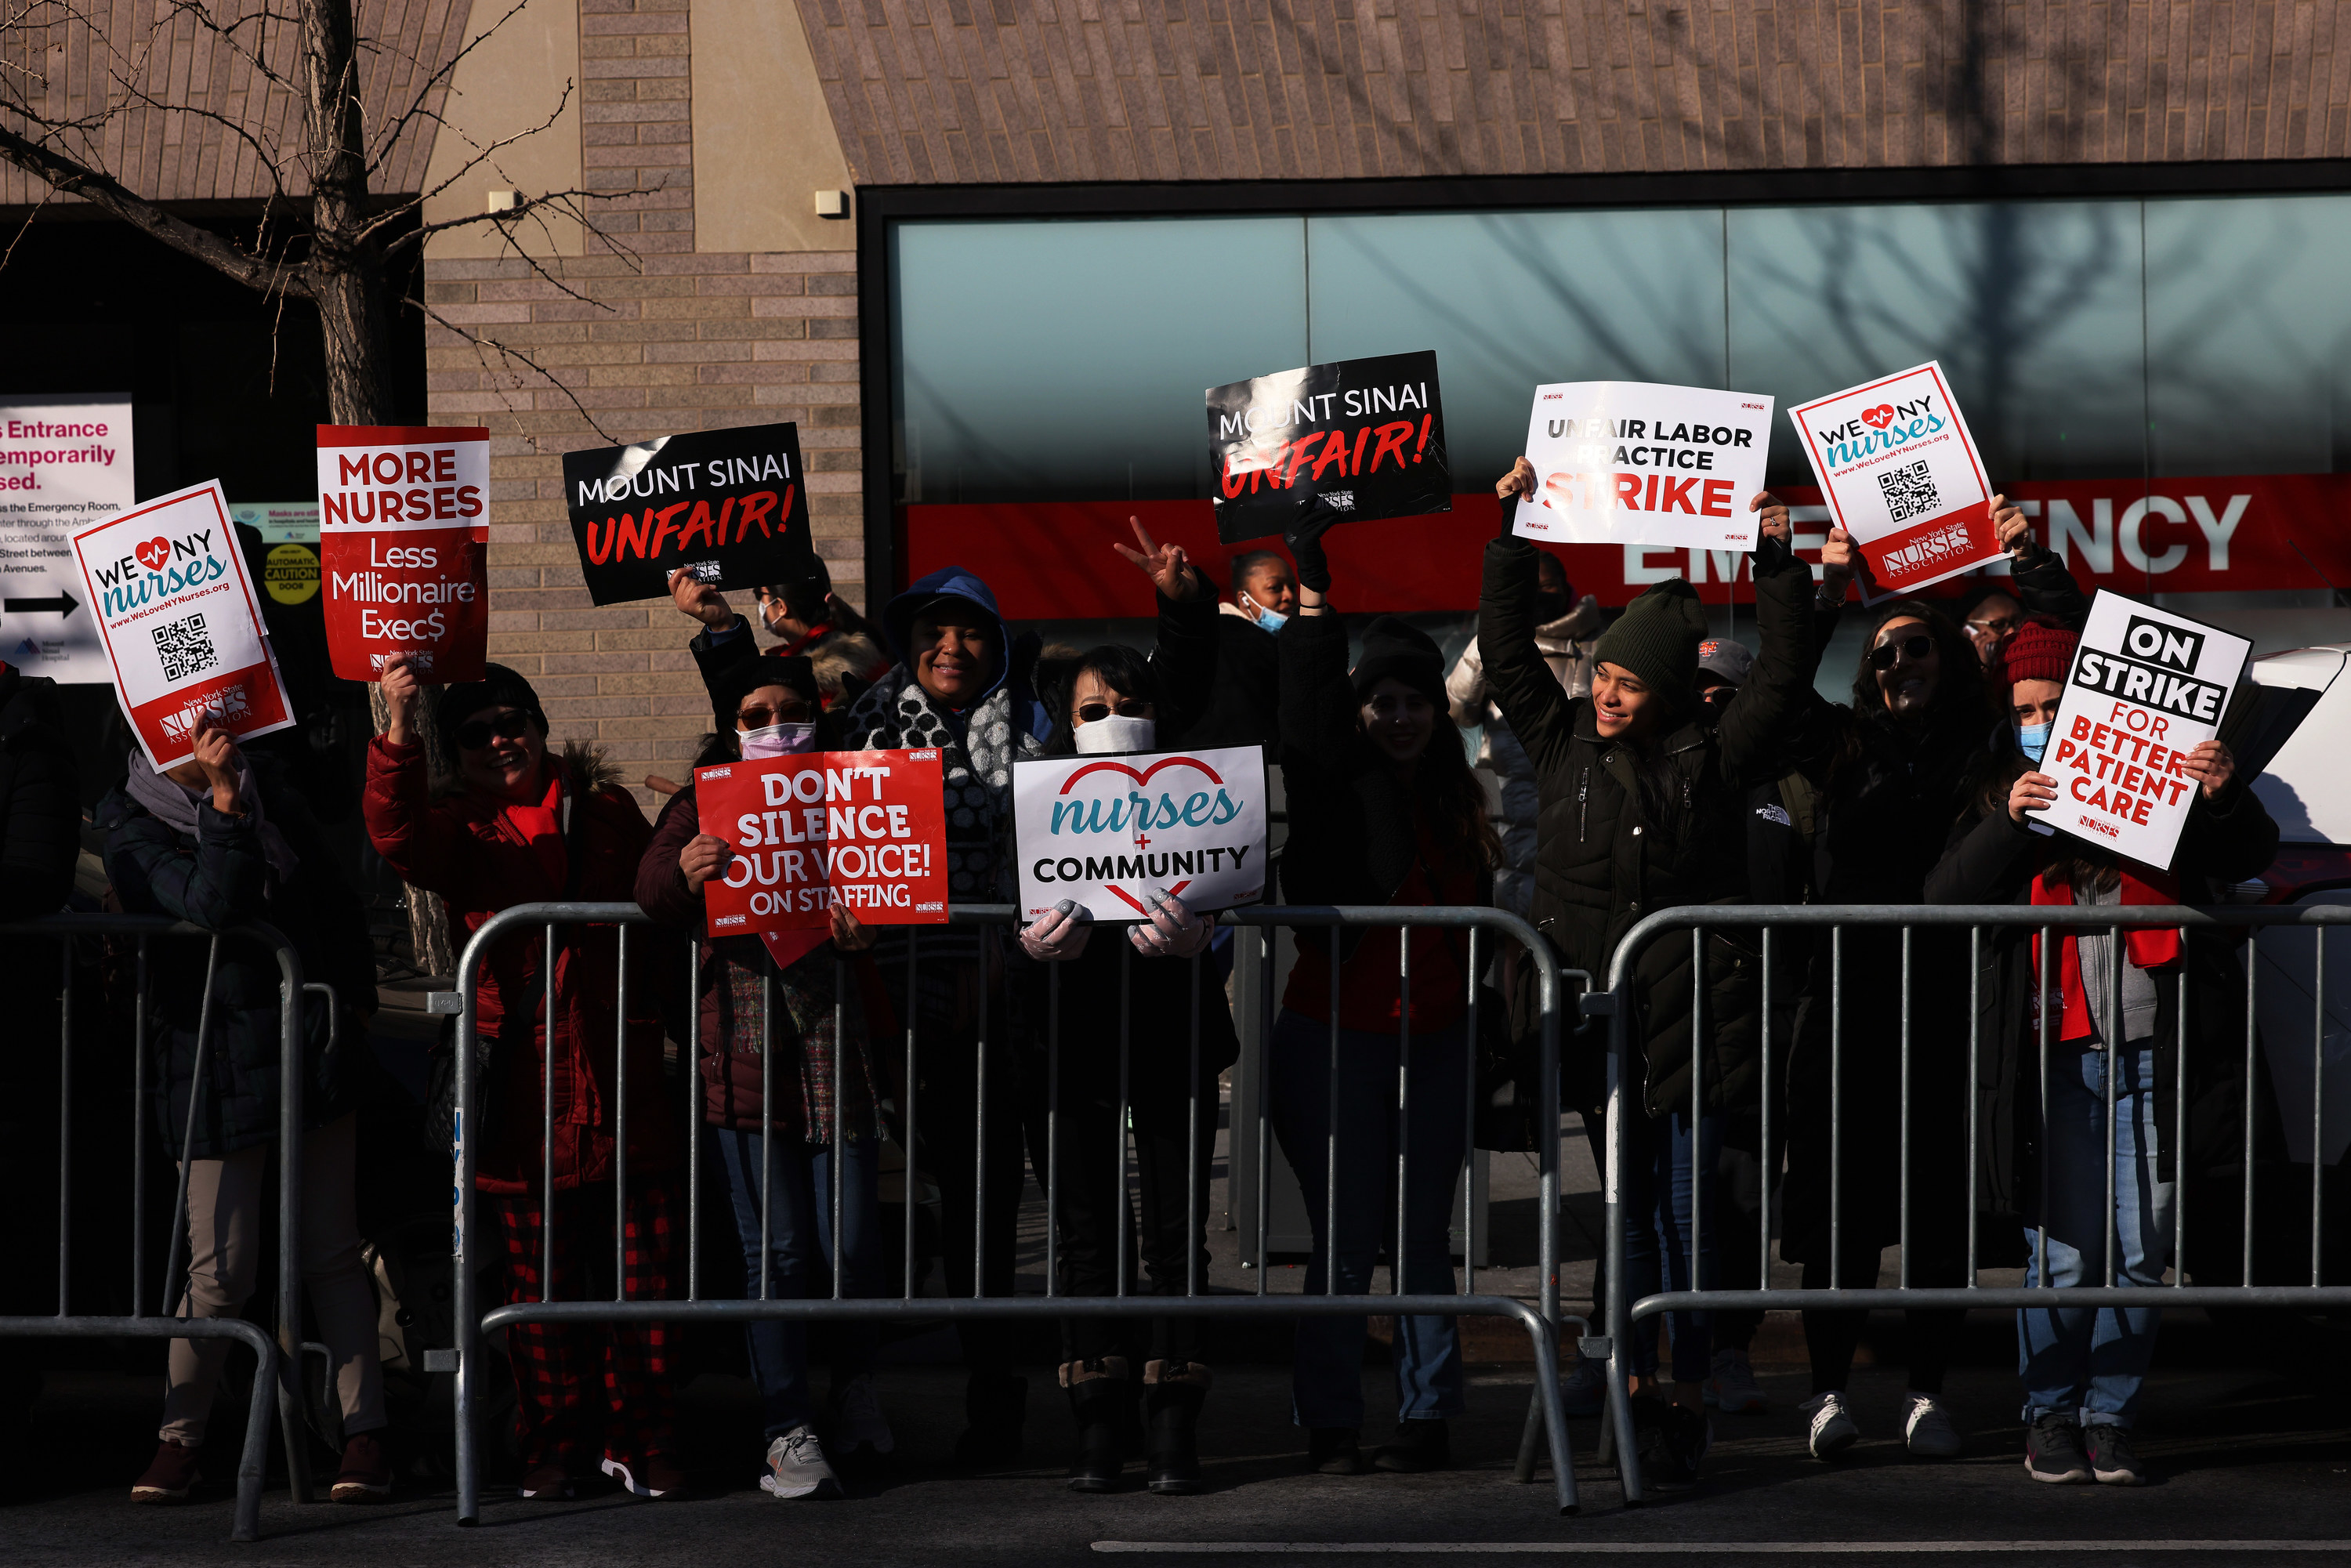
[0, 452, 2284, 1508]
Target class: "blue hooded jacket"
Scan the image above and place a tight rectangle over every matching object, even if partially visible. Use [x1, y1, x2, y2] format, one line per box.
[883, 564, 1049, 741]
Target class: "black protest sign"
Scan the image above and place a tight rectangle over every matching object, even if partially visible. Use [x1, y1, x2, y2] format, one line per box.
[563, 423, 817, 606]
[1207, 351, 1451, 545]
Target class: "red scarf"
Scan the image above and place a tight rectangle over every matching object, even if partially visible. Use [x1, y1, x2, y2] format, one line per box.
[2028, 867, 2183, 1042]
[501, 769, 569, 892]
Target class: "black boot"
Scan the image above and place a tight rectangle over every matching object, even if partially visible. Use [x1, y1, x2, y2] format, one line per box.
[1143, 1359, 1210, 1495]
[1060, 1358, 1128, 1493]
[952, 1372, 1027, 1468]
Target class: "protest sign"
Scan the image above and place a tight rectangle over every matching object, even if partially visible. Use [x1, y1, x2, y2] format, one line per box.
[1512, 382, 1774, 552]
[1788, 361, 2002, 599]
[0, 396, 132, 683]
[317, 425, 490, 681]
[1012, 744, 1269, 923]
[2032, 590, 2250, 870]
[71, 480, 293, 769]
[694, 749, 949, 936]
[1207, 352, 1449, 545]
[564, 423, 817, 606]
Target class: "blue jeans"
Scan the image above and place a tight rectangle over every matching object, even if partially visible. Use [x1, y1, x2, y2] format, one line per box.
[1270, 1009, 1469, 1429]
[1607, 1106, 1721, 1384]
[712, 1127, 882, 1438]
[2018, 1042, 2173, 1429]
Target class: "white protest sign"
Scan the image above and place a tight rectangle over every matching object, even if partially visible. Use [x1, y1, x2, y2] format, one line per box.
[2034, 591, 2250, 870]
[1013, 744, 1269, 924]
[0, 397, 132, 682]
[1787, 360, 2002, 600]
[71, 480, 294, 770]
[1512, 382, 1774, 552]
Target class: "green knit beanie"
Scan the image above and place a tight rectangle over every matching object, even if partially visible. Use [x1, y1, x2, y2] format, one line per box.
[1592, 578, 1707, 701]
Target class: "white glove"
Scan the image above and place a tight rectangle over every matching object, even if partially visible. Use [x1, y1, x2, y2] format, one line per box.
[1126, 890, 1212, 959]
[1019, 900, 1092, 961]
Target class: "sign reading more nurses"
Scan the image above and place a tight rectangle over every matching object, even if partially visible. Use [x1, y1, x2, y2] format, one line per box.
[317, 426, 491, 682]
[0, 397, 132, 682]
[71, 480, 293, 769]
[1513, 382, 1774, 552]
[2035, 591, 2250, 870]
[1207, 352, 1451, 545]
[1013, 745, 1269, 923]
[1788, 361, 2003, 599]
[695, 749, 951, 936]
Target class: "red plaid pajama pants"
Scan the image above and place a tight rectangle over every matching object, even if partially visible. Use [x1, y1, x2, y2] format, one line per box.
[490, 1180, 680, 1472]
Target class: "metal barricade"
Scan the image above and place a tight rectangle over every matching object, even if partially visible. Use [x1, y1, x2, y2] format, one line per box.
[445, 900, 1591, 1522]
[0, 913, 314, 1541]
[1595, 902, 2351, 1503]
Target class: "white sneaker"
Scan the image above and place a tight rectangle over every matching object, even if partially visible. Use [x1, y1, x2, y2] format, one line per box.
[1799, 1389, 1860, 1460]
[1706, 1348, 1766, 1414]
[761, 1426, 841, 1500]
[1899, 1391, 1962, 1458]
[832, 1372, 895, 1457]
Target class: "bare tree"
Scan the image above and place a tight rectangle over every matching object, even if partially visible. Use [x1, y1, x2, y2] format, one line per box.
[1, 0, 631, 974]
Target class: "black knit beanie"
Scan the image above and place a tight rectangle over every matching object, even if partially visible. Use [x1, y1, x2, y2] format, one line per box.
[436, 664, 547, 752]
[710, 654, 819, 730]
[1592, 579, 1708, 700]
[1350, 616, 1447, 708]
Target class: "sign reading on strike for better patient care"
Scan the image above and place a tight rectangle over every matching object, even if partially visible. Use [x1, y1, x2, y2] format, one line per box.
[1788, 361, 2003, 600]
[2031, 590, 2251, 871]
[1512, 382, 1775, 552]
[71, 480, 294, 770]
[1013, 745, 1269, 924]
[694, 749, 950, 936]
[564, 422, 817, 606]
[317, 425, 491, 681]
[1207, 352, 1450, 545]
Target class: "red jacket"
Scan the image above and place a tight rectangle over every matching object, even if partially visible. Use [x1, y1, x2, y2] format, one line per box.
[364, 736, 678, 1194]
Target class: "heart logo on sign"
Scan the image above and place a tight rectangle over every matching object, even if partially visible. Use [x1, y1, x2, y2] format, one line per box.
[136, 538, 171, 570]
[1861, 405, 1896, 429]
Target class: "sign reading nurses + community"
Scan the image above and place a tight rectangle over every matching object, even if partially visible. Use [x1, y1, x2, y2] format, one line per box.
[71, 480, 293, 769]
[1012, 744, 1269, 924]
[1207, 352, 1450, 545]
[694, 749, 950, 936]
[564, 422, 817, 606]
[2031, 590, 2251, 870]
[1788, 361, 2003, 599]
[317, 425, 491, 681]
[1512, 381, 1775, 552]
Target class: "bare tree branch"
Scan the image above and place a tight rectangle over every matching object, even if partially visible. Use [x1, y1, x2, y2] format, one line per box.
[409, 292, 621, 447]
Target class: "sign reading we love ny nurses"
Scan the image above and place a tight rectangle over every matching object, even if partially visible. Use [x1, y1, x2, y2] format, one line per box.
[71, 480, 293, 769]
[1013, 745, 1269, 924]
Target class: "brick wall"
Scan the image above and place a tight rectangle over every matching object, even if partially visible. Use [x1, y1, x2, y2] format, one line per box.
[423, 0, 863, 812]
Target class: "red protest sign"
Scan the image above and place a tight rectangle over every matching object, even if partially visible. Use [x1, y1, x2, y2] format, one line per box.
[316, 425, 491, 681]
[694, 749, 950, 937]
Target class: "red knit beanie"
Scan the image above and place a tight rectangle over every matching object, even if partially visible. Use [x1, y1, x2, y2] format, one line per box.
[1997, 621, 2077, 689]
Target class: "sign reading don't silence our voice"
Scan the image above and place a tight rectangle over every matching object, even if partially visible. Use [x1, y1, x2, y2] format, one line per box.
[694, 749, 951, 936]
[317, 425, 491, 681]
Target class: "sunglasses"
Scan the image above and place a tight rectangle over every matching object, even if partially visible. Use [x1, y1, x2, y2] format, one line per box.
[1076, 699, 1151, 724]
[1868, 635, 1936, 672]
[455, 710, 534, 750]
[737, 703, 805, 728]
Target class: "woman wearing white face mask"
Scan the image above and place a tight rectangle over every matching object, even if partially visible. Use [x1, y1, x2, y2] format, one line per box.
[1013, 531, 1237, 1495]
[636, 656, 894, 1503]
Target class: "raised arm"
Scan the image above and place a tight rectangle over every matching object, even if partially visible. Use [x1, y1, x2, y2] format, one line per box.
[1711, 494, 1817, 783]
[361, 657, 471, 896]
[1477, 460, 1579, 777]
[1114, 516, 1220, 739]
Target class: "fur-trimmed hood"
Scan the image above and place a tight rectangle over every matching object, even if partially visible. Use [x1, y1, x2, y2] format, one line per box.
[429, 738, 624, 801]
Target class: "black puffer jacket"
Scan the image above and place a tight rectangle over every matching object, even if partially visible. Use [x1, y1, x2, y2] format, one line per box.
[1475, 531, 1817, 1117]
[0, 663, 78, 920]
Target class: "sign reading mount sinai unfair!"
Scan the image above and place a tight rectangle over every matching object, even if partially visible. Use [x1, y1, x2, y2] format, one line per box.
[564, 423, 818, 606]
[317, 425, 490, 682]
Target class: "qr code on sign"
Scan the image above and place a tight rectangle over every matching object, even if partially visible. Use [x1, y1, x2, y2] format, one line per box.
[153, 613, 218, 683]
[1876, 458, 1940, 524]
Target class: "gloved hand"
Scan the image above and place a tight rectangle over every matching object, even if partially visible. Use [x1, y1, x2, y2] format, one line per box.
[1019, 900, 1093, 961]
[1126, 889, 1212, 959]
[1284, 494, 1339, 596]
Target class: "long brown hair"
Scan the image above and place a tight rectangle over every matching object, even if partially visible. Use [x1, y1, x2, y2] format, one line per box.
[1378, 707, 1502, 871]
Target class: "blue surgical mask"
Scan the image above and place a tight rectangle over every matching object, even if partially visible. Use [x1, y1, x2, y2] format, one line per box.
[2017, 722, 2051, 765]
[1241, 594, 1287, 635]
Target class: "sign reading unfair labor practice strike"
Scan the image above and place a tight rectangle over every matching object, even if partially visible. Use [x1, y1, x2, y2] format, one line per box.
[317, 425, 490, 681]
[71, 480, 293, 769]
[1512, 382, 1774, 552]
[1208, 352, 1450, 545]
[565, 422, 817, 606]
[2033, 591, 2250, 870]
[1788, 361, 2003, 599]
[694, 750, 950, 936]
[1013, 745, 1269, 924]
